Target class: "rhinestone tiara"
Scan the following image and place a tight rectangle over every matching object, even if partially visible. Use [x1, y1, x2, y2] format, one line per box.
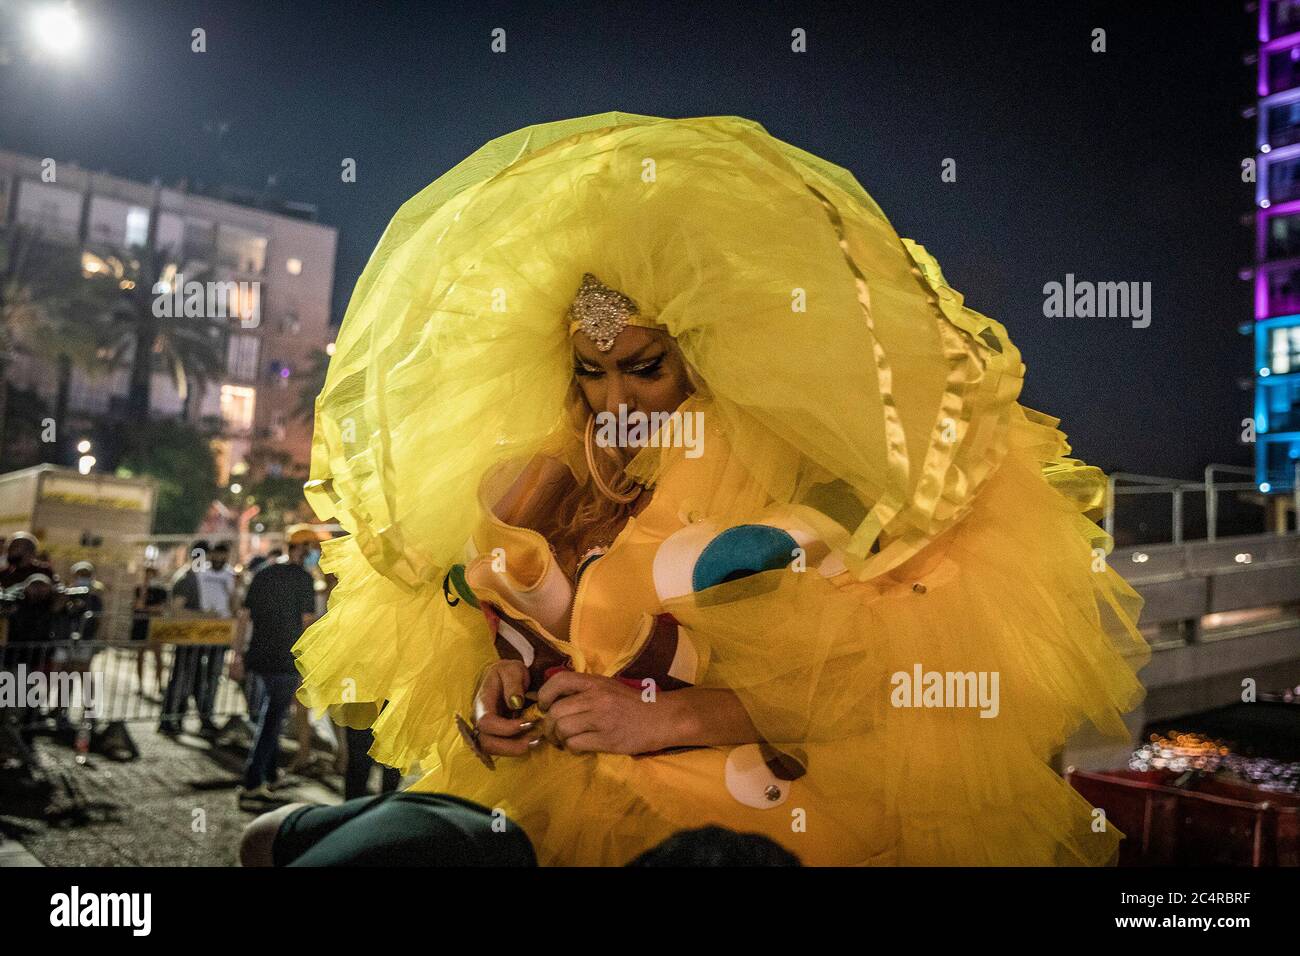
[565, 272, 656, 351]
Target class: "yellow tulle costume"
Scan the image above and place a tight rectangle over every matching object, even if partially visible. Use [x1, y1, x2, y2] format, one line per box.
[295, 112, 1150, 865]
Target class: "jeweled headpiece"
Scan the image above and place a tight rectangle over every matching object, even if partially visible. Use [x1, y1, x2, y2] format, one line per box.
[566, 272, 656, 351]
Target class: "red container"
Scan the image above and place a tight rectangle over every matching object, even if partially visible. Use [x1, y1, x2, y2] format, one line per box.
[1067, 768, 1300, 867]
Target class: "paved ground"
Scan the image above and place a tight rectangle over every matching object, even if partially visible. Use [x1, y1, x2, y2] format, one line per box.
[0, 718, 356, 867]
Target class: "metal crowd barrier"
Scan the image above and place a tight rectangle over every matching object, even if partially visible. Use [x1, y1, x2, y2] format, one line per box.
[0, 614, 250, 726]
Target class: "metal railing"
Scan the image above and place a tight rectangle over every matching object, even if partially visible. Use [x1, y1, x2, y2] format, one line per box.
[1104, 462, 1299, 546]
[0, 611, 250, 727]
[0, 639, 249, 726]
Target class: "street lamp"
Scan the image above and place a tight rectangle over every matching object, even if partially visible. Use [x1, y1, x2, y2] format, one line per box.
[77, 454, 96, 475]
[76, 438, 91, 454]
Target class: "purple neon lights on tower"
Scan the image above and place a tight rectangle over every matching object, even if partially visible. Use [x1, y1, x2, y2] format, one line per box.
[1253, 1, 1300, 494]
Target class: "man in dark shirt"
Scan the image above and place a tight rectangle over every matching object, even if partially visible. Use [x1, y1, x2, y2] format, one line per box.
[235, 527, 321, 810]
[1, 532, 62, 647]
[0, 533, 61, 744]
[132, 565, 168, 696]
[65, 561, 105, 641]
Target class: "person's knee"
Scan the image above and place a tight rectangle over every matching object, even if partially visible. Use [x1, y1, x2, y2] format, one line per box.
[239, 802, 307, 867]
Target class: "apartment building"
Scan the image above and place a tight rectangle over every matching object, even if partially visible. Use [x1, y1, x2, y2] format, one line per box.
[0, 147, 337, 482]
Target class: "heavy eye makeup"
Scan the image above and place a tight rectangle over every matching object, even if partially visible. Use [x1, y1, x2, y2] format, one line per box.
[572, 352, 666, 380]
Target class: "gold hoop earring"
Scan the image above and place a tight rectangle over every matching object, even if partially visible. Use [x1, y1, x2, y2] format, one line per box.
[584, 415, 642, 505]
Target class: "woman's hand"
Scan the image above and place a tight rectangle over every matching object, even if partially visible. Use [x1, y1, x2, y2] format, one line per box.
[535, 671, 670, 755]
[471, 659, 541, 756]
[538, 675, 762, 754]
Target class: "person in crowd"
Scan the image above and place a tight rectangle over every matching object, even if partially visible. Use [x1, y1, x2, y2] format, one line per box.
[234, 526, 322, 811]
[195, 542, 238, 735]
[47, 560, 105, 732]
[230, 554, 271, 725]
[285, 535, 340, 777]
[0, 532, 62, 646]
[131, 565, 168, 696]
[160, 540, 238, 737]
[344, 726, 402, 801]
[65, 561, 105, 641]
[159, 540, 207, 736]
[0, 533, 62, 743]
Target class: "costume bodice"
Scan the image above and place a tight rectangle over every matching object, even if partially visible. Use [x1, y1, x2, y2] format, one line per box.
[458, 425, 732, 689]
[454, 404, 861, 694]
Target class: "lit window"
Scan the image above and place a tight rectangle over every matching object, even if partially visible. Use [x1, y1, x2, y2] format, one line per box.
[125, 207, 150, 247]
[219, 384, 256, 433]
[1271, 325, 1300, 374]
[210, 439, 232, 484]
[286, 257, 303, 275]
[226, 334, 260, 380]
[216, 225, 268, 274]
[225, 283, 261, 325]
[15, 180, 81, 240]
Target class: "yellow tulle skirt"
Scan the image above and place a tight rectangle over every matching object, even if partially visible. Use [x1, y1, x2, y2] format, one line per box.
[298, 403, 1149, 865]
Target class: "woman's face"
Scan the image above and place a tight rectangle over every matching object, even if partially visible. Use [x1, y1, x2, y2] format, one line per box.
[572, 326, 692, 419]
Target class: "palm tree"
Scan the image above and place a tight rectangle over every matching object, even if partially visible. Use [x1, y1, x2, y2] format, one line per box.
[0, 226, 116, 461]
[294, 346, 331, 424]
[23, 288, 118, 462]
[83, 244, 226, 423]
[1, 226, 53, 453]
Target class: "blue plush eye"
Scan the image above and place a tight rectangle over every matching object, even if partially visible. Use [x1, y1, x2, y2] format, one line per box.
[691, 525, 799, 591]
[653, 513, 836, 603]
[653, 521, 803, 601]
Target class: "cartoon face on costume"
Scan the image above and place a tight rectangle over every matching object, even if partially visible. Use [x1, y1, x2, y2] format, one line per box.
[651, 510, 845, 604]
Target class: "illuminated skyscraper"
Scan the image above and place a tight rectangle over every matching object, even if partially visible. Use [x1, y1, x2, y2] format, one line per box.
[1254, 0, 1300, 495]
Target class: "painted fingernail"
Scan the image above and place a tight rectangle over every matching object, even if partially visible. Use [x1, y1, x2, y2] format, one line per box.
[508, 694, 524, 710]
[518, 720, 536, 731]
[527, 736, 543, 749]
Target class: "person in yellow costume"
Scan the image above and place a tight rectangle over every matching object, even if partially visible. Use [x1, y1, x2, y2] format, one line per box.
[240, 112, 1149, 867]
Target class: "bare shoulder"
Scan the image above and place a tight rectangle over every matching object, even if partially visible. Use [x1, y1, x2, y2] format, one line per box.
[492, 454, 576, 523]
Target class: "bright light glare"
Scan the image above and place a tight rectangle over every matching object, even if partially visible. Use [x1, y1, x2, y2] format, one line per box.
[77, 454, 96, 475]
[76, 439, 91, 453]
[30, 4, 83, 56]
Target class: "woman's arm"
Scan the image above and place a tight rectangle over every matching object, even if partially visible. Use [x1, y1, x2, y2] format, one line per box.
[657, 686, 760, 749]
[535, 671, 761, 754]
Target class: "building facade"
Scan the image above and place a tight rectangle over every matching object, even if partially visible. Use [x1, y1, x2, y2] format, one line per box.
[1255, 1, 1300, 495]
[0, 147, 337, 483]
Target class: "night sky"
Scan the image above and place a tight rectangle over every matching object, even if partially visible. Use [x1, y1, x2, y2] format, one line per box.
[0, 0, 1257, 482]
